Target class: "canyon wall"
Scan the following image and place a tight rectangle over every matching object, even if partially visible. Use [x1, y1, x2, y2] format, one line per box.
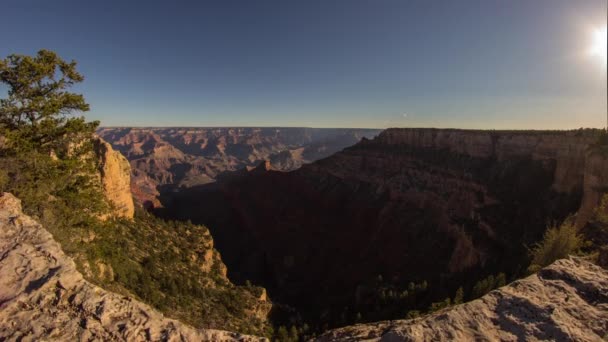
[374, 128, 596, 194]
[374, 128, 607, 227]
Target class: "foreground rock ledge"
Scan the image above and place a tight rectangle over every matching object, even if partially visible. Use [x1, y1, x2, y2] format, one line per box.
[0, 193, 265, 342]
[317, 258, 608, 342]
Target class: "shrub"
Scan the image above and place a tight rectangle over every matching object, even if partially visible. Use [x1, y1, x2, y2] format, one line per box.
[528, 221, 583, 272]
[453, 287, 464, 305]
[471, 272, 506, 299]
[594, 194, 608, 225]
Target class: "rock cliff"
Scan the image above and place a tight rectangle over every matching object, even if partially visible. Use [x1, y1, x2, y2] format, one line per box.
[372, 129, 608, 227]
[94, 138, 135, 219]
[374, 128, 597, 194]
[316, 258, 608, 342]
[0, 192, 264, 341]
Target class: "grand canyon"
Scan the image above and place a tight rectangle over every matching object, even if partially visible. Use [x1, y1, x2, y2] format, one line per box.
[2, 2, 607, 341]
[100, 127, 608, 335]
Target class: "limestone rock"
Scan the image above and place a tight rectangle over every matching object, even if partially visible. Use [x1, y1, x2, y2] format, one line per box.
[0, 192, 265, 341]
[94, 137, 135, 219]
[317, 258, 608, 342]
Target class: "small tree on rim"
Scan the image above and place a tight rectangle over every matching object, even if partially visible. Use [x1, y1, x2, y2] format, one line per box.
[0, 49, 98, 155]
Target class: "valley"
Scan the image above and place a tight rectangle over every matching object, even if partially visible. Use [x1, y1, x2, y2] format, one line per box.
[155, 128, 608, 330]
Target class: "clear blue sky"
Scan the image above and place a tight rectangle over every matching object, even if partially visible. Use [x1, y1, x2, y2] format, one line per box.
[1, 0, 606, 129]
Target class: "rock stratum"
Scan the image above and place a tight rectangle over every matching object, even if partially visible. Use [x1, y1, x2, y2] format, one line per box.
[317, 258, 608, 341]
[0, 192, 264, 341]
[98, 127, 381, 206]
[159, 128, 608, 327]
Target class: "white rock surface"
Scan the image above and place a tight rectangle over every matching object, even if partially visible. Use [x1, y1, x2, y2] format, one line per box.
[0, 193, 265, 342]
[317, 258, 608, 341]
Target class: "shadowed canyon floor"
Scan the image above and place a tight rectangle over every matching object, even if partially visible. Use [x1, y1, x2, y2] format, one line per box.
[158, 128, 608, 328]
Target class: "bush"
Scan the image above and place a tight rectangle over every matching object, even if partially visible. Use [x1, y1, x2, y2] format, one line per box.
[471, 272, 506, 299]
[594, 194, 608, 225]
[528, 221, 583, 272]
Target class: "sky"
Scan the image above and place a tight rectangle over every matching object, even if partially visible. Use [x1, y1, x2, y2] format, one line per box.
[1, 0, 606, 129]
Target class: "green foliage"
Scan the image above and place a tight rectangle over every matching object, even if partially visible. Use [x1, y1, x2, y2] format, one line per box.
[527, 221, 583, 272]
[275, 326, 290, 342]
[495, 272, 507, 288]
[428, 297, 451, 312]
[0, 50, 105, 228]
[0, 147, 108, 229]
[594, 194, 608, 225]
[471, 273, 506, 299]
[82, 212, 270, 336]
[273, 324, 300, 342]
[453, 287, 464, 305]
[405, 310, 420, 319]
[0, 49, 96, 155]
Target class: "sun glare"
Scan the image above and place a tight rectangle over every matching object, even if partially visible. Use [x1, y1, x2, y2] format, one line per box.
[590, 25, 607, 68]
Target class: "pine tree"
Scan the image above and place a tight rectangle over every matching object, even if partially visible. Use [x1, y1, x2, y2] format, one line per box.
[453, 287, 464, 304]
[0, 49, 97, 154]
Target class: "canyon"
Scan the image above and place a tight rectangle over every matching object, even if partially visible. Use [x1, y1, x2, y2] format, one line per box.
[1, 128, 607, 341]
[98, 127, 381, 207]
[158, 128, 608, 328]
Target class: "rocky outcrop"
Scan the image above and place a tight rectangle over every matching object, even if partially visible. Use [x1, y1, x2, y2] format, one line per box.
[0, 192, 264, 341]
[94, 138, 135, 219]
[316, 258, 608, 342]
